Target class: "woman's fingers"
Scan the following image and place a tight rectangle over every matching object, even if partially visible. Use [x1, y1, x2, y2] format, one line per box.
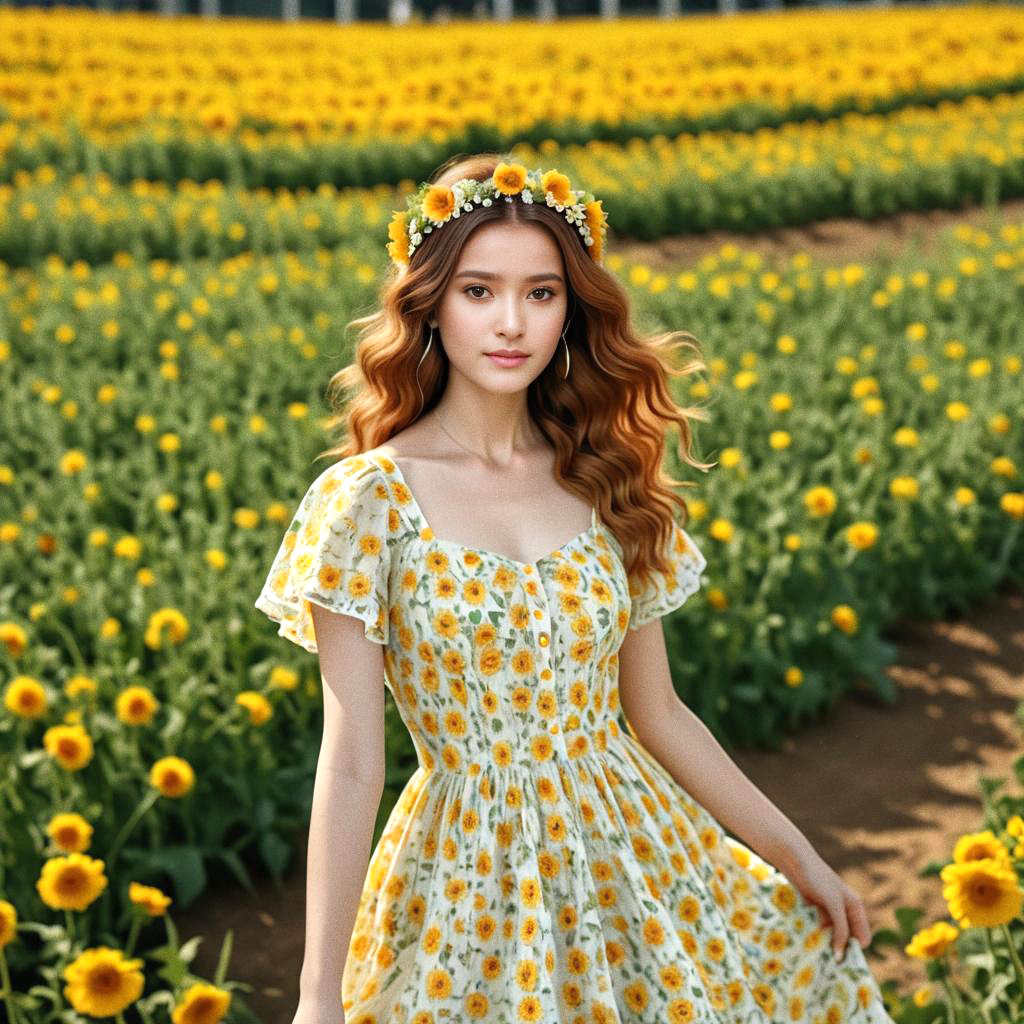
[830, 896, 850, 960]
[847, 889, 873, 947]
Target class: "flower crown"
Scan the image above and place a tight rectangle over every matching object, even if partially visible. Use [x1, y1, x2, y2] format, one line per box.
[387, 160, 609, 268]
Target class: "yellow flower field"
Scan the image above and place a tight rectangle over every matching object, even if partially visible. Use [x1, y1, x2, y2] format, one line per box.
[1, 5, 1023, 144]
[2, 87, 1022, 265]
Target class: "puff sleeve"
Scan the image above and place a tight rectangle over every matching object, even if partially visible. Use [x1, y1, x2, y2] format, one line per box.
[628, 523, 706, 631]
[254, 459, 393, 653]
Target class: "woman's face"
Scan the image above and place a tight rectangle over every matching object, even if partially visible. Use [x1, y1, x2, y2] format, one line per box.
[433, 219, 569, 394]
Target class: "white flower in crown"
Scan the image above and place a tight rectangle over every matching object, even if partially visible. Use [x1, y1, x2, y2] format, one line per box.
[386, 159, 608, 268]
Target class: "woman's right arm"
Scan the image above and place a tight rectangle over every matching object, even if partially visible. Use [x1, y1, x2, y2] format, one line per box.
[292, 602, 388, 1024]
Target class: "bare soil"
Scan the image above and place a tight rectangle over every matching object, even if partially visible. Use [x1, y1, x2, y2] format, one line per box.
[175, 203, 1024, 1023]
[612, 198, 1024, 269]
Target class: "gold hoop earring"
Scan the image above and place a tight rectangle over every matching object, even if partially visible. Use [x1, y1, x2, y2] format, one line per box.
[416, 324, 435, 417]
[561, 334, 570, 380]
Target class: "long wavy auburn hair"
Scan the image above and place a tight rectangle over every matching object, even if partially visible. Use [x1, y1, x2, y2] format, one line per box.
[319, 151, 714, 596]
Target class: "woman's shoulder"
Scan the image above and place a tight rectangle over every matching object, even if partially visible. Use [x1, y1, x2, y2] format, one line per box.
[309, 450, 391, 492]
[291, 454, 398, 537]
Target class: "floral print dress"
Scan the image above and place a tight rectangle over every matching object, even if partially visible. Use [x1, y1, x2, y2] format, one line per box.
[255, 452, 894, 1024]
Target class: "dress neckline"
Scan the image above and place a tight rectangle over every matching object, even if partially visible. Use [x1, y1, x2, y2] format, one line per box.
[368, 452, 601, 570]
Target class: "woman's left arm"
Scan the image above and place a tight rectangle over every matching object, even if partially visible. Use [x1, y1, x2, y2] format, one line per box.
[617, 619, 873, 961]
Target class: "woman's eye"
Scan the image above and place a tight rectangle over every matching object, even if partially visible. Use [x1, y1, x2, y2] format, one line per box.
[463, 286, 555, 299]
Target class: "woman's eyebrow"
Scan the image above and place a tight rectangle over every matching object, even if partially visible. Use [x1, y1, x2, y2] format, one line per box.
[454, 270, 564, 283]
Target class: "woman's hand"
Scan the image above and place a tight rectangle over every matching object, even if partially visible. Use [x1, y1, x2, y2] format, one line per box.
[778, 845, 873, 962]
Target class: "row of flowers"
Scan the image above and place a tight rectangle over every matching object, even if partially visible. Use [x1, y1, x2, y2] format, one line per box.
[2, 89, 1023, 266]
[1, 6, 1023, 148]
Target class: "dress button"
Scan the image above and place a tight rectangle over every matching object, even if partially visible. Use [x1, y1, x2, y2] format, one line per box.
[550, 722, 559, 734]
[538, 632, 550, 647]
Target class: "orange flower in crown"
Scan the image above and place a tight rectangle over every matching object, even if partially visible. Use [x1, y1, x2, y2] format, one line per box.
[386, 159, 609, 267]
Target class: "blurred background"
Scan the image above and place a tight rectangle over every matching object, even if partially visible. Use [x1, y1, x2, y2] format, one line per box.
[1, 2, 1023, 1023]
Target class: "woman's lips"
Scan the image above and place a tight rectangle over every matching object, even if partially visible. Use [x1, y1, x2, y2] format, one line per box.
[487, 353, 528, 368]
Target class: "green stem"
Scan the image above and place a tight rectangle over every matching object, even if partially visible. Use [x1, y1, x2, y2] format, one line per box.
[1000, 922, 1024, 1007]
[0, 947, 25, 1024]
[941, 951, 966, 1024]
[123, 914, 143, 958]
[199, 703, 238, 744]
[106, 789, 160, 874]
[46, 614, 88, 673]
[939, 974, 961, 1024]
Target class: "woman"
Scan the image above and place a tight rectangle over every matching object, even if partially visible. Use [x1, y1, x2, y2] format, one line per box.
[256, 152, 894, 1023]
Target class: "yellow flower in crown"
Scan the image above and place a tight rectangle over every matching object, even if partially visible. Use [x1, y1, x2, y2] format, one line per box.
[387, 159, 609, 267]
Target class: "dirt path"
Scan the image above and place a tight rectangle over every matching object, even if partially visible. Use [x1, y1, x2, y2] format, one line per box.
[176, 204, 1024, 1022]
[176, 584, 1024, 1023]
[613, 198, 1024, 269]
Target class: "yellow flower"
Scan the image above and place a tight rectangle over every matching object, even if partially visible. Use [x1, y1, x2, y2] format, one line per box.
[129, 881, 172, 917]
[47, 812, 94, 853]
[0, 621, 27, 657]
[912, 985, 933, 1008]
[145, 607, 189, 649]
[235, 691, 273, 726]
[584, 200, 607, 262]
[4, 674, 48, 718]
[63, 946, 145, 1018]
[387, 211, 410, 263]
[492, 161, 528, 196]
[540, 169, 572, 205]
[65, 674, 98, 698]
[845, 522, 878, 551]
[784, 667, 803, 688]
[423, 185, 456, 223]
[830, 605, 859, 635]
[991, 457, 1016, 479]
[945, 401, 970, 422]
[709, 519, 733, 543]
[892, 427, 919, 447]
[889, 476, 919, 500]
[116, 685, 159, 726]
[1001, 492, 1024, 520]
[269, 666, 299, 691]
[940, 858, 1023, 928]
[43, 723, 94, 771]
[951, 830, 1013, 868]
[114, 534, 142, 559]
[59, 449, 88, 475]
[803, 486, 836, 517]
[905, 920, 959, 959]
[150, 755, 196, 797]
[37, 853, 108, 911]
[0, 899, 17, 948]
[172, 981, 232, 1024]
